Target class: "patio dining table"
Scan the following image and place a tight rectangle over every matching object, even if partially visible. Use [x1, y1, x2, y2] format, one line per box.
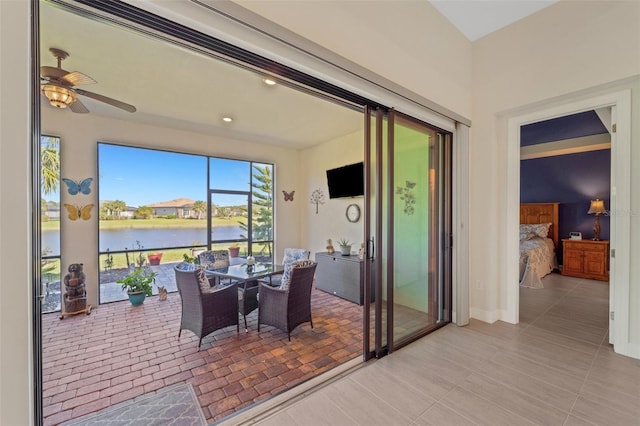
[205, 263, 285, 330]
[205, 262, 284, 286]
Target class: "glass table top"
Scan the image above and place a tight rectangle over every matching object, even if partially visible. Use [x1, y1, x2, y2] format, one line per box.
[205, 263, 284, 282]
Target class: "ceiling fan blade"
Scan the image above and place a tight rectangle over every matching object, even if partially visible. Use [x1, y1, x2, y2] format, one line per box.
[69, 98, 89, 114]
[40, 66, 69, 81]
[75, 88, 136, 113]
[61, 71, 96, 87]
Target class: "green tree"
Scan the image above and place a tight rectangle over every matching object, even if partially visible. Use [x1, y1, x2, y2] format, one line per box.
[192, 200, 206, 219]
[102, 200, 127, 218]
[134, 205, 154, 219]
[40, 137, 60, 196]
[239, 165, 273, 257]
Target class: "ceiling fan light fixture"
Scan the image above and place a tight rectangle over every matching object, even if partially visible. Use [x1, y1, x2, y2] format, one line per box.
[41, 84, 76, 108]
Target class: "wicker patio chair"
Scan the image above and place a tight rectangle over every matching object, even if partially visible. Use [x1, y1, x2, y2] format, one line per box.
[258, 260, 317, 341]
[239, 281, 259, 331]
[198, 249, 237, 286]
[198, 249, 230, 268]
[260, 247, 310, 287]
[174, 265, 239, 350]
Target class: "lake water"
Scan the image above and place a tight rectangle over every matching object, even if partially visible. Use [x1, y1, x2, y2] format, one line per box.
[41, 226, 244, 254]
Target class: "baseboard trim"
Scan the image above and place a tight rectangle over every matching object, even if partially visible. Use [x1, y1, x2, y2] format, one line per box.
[470, 307, 502, 324]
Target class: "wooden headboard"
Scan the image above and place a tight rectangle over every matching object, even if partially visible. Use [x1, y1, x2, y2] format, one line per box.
[520, 203, 559, 247]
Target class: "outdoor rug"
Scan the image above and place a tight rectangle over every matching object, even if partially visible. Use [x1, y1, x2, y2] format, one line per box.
[62, 383, 207, 425]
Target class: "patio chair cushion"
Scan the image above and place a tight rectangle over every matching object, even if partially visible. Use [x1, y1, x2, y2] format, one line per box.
[175, 261, 196, 271]
[198, 250, 230, 269]
[282, 248, 310, 265]
[279, 259, 315, 290]
[195, 266, 214, 293]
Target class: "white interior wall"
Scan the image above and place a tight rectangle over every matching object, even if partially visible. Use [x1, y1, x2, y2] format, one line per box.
[470, 0, 640, 345]
[5, 0, 640, 423]
[233, 0, 473, 120]
[0, 1, 32, 424]
[42, 107, 302, 307]
[299, 129, 365, 260]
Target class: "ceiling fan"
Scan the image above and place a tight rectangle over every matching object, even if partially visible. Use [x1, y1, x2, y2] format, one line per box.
[40, 47, 136, 113]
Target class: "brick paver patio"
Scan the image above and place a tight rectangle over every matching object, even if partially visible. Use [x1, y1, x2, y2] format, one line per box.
[42, 286, 363, 425]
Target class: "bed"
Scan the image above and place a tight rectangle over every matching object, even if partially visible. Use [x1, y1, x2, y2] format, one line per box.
[519, 203, 559, 289]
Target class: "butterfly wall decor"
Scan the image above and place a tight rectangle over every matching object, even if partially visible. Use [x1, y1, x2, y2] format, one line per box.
[396, 180, 416, 215]
[63, 204, 94, 221]
[62, 177, 93, 195]
[282, 190, 295, 202]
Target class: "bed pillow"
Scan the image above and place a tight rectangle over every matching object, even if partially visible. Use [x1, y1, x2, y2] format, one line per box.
[519, 231, 536, 241]
[520, 223, 551, 239]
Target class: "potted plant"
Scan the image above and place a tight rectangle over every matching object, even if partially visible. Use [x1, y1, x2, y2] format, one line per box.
[147, 252, 163, 266]
[229, 243, 240, 258]
[337, 238, 352, 256]
[117, 268, 157, 306]
[183, 252, 198, 264]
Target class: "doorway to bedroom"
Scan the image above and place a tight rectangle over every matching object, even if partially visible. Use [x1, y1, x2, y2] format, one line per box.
[508, 88, 633, 358]
[518, 108, 612, 336]
[520, 109, 612, 269]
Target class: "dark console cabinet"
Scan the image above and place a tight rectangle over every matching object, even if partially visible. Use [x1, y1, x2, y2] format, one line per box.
[315, 252, 373, 305]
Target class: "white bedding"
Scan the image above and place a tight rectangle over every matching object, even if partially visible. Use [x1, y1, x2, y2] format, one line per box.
[519, 237, 557, 289]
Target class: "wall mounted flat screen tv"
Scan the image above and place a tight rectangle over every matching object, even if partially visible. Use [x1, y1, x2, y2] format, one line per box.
[326, 162, 364, 199]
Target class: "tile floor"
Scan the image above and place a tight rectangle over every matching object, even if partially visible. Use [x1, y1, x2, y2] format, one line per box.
[41, 285, 363, 425]
[227, 273, 640, 426]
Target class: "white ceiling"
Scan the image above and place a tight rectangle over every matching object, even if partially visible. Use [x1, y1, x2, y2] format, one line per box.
[40, 3, 363, 150]
[429, 0, 559, 41]
[40, 1, 559, 148]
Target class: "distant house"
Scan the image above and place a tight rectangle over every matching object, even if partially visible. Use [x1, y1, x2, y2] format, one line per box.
[147, 198, 196, 218]
[121, 206, 136, 219]
[99, 201, 136, 218]
[44, 205, 60, 220]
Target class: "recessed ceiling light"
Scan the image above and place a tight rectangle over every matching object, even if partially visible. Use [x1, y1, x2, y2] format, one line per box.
[222, 116, 233, 123]
[263, 78, 277, 86]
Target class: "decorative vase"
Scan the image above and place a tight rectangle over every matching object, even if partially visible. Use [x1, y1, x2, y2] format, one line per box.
[339, 245, 351, 256]
[127, 291, 146, 306]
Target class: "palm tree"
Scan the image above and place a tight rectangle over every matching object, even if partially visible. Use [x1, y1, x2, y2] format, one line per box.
[40, 136, 60, 196]
[192, 200, 206, 219]
[102, 200, 127, 217]
[111, 200, 127, 217]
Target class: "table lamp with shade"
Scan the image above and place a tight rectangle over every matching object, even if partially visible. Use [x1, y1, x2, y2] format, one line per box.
[587, 199, 606, 241]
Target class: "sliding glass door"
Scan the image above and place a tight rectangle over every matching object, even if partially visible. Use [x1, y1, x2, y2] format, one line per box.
[365, 109, 452, 357]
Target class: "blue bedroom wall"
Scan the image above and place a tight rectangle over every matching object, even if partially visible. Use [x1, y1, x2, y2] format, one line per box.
[521, 110, 608, 146]
[520, 149, 611, 263]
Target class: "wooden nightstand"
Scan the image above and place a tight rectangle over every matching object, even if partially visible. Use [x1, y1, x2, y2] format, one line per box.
[561, 239, 609, 281]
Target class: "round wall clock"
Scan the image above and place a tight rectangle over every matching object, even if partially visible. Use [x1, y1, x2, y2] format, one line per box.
[346, 203, 361, 223]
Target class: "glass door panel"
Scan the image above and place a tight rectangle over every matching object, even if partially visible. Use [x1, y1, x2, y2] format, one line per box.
[392, 116, 438, 343]
[364, 109, 452, 356]
[365, 107, 391, 358]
